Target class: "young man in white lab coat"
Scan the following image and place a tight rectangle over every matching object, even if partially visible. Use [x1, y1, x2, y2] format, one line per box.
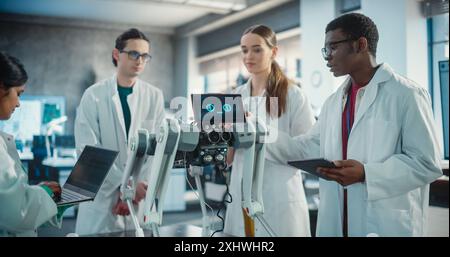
[74, 28, 165, 235]
[266, 13, 442, 236]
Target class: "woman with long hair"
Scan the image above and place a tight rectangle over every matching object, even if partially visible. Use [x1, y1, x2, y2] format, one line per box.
[224, 25, 315, 236]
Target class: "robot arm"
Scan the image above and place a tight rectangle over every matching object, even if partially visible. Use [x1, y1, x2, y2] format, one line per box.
[119, 118, 196, 237]
[140, 118, 181, 235]
[233, 118, 277, 237]
[119, 100, 274, 237]
[119, 129, 152, 237]
[120, 129, 151, 201]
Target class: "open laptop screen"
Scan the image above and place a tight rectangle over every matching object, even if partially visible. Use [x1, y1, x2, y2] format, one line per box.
[65, 146, 118, 193]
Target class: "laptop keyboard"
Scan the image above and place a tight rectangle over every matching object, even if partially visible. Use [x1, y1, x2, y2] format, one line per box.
[60, 190, 86, 202]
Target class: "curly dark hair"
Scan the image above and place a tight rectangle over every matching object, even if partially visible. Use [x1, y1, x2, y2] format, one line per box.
[326, 13, 379, 57]
[0, 52, 28, 89]
[112, 28, 150, 67]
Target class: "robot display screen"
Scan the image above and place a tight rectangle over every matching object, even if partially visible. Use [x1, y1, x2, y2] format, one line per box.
[191, 94, 246, 127]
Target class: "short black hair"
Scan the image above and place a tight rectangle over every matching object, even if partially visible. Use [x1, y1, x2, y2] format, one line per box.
[112, 28, 150, 67]
[0, 52, 28, 89]
[326, 13, 379, 57]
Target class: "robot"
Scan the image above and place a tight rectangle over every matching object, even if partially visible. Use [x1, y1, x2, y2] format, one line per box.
[119, 97, 276, 237]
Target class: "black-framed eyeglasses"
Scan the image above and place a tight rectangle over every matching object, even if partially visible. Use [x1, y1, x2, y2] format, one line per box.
[120, 50, 152, 63]
[321, 39, 355, 59]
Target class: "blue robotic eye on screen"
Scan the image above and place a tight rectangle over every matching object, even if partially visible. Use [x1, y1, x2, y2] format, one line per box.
[191, 94, 246, 128]
[223, 104, 232, 112]
[206, 104, 215, 112]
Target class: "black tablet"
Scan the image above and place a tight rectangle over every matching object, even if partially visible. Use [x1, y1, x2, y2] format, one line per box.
[288, 158, 336, 180]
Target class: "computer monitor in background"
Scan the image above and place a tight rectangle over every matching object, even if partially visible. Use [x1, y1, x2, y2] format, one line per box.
[55, 135, 75, 148]
[439, 61, 449, 160]
[0, 95, 66, 143]
[55, 135, 76, 158]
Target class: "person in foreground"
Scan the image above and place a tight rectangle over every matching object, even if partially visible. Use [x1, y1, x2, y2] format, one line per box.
[0, 52, 68, 236]
[265, 13, 442, 237]
[74, 28, 165, 235]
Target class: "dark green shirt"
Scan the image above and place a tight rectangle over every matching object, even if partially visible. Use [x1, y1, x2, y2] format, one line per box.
[117, 84, 133, 138]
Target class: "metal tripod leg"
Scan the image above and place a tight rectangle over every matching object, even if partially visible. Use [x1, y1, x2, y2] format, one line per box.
[194, 173, 211, 237]
[126, 199, 144, 237]
[151, 223, 160, 237]
[147, 203, 161, 237]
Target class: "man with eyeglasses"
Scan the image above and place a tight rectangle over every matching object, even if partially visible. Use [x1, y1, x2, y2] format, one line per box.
[74, 28, 165, 235]
[266, 13, 441, 236]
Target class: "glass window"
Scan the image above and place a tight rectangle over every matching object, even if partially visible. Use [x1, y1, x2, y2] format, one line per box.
[336, 0, 361, 14]
[429, 13, 449, 159]
[439, 61, 449, 159]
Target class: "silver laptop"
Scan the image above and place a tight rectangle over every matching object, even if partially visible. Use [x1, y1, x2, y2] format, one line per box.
[56, 145, 119, 206]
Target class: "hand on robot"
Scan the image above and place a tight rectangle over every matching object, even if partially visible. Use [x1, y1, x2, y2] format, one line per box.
[245, 111, 257, 124]
[112, 194, 130, 216]
[132, 181, 148, 204]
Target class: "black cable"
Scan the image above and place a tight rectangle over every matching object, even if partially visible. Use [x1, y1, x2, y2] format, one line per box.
[181, 142, 233, 237]
[211, 169, 232, 237]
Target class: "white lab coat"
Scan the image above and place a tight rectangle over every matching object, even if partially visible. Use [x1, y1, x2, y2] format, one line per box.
[0, 131, 59, 236]
[224, 79, 316, 236]
[266, 63, 442, 236]
[74, 75, 165, 235]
